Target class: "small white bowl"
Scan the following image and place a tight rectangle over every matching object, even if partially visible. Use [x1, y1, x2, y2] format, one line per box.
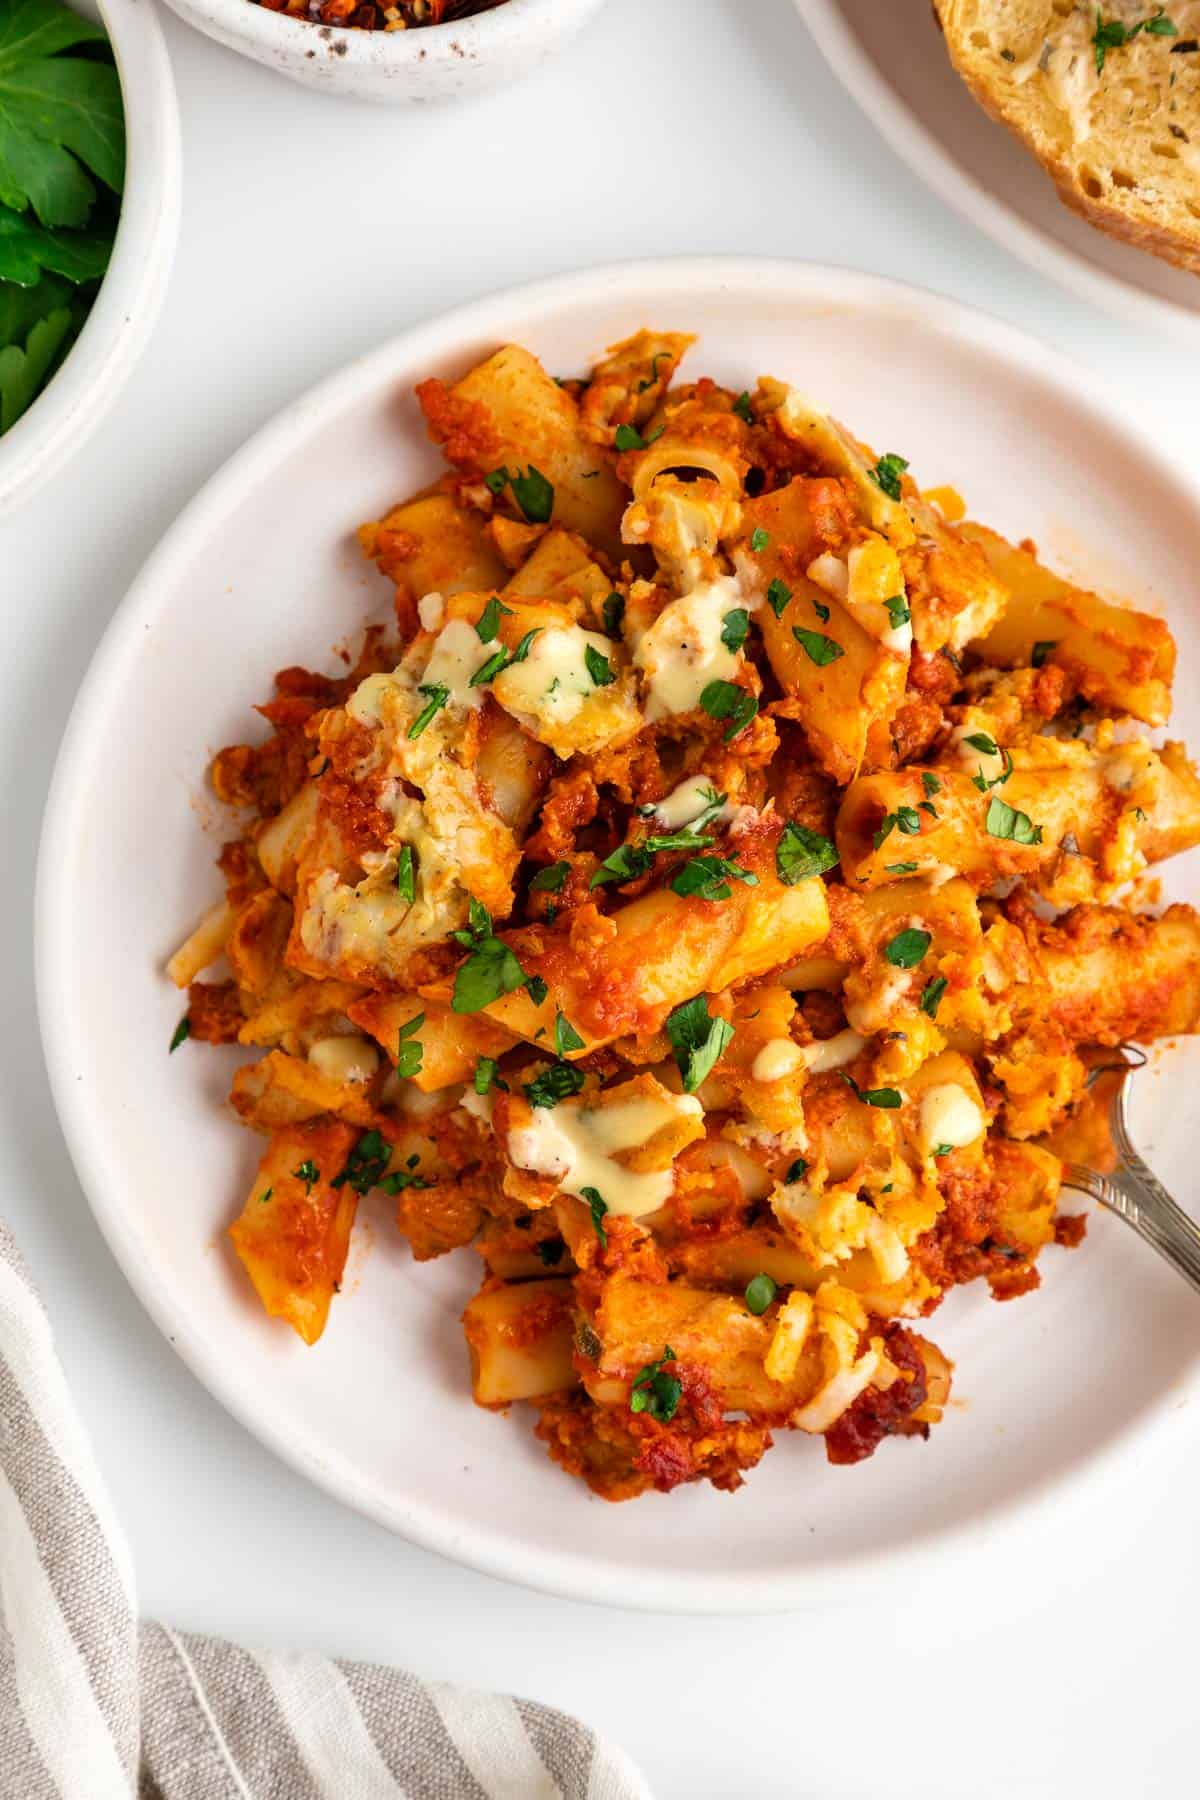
[158, 0, 605, 103]
[0, 0, 181, 515]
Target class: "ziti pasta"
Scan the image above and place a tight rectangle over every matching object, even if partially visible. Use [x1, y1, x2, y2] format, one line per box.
[169, 330, 1200, 1500]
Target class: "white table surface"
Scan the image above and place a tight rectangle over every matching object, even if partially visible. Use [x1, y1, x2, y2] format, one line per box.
[6, 2, 1199, 1794]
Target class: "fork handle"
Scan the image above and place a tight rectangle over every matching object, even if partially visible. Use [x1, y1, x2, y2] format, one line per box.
[1065, 1158, 1200, 1296]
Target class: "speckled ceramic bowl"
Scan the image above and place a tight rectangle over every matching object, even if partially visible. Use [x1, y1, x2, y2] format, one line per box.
[158, 0, 605, 102]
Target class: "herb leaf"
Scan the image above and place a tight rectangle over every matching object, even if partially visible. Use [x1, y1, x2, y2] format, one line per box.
[332, 1128, 393, 1194]
[871, 452, 909, 501]
[766, 577, 792, 618]
[613, 420, 664, 451]
[554, 1011, 585, 1057]
[530, 861, 569, 896]
[584, 642, 615, 687]
[169, 1015, 190, 1054]
[629, 1347, 682, 1421]
[474, 1055, 507, 1095]
[1031, 639, 1058, 668]
[792, 625, 844, 666]
[884, 594, 910, 629]
[666, 994, 734, 1092]
[580, 1184, 608, 1247]
[873, 805, 922, 848]
[508, 464, 554, 523]
[985, 794, 1043, 846]
[395, 844, 416, 903]
[475, 596, 511, 642]
[523, 1062, 586, 1109]
[744, 1273, 777, 1316]
[670, 854, 757, 901]
[720, 608, 750, 653]
[840, 1073, 903, 1109]
[884, 927, 931, 969]
[750, 527, 770, 552]
[784, 1157, 808, 1184]
[407, 682, 450, 739]
[920, 975, 948, 1019]
[602, 591, 624, 636]
[293, 1160, 319, 1193]
[0, 0, 124, 229]
[732, 391, 755, 425]
[699, 679, 758, 741]
[452, 905, 528, 1014]
[777, 821, 838, 884]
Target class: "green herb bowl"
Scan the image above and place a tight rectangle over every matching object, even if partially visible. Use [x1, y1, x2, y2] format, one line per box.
[0, 0, 181, 513]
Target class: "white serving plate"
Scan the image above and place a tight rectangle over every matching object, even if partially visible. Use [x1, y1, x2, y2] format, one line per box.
[799, 0, 1200, 342]
[36, 258, 1200, 1612]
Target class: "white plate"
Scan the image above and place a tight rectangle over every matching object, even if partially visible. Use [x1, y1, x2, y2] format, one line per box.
[36, 258, 1200, 1611]
[800, 0, 1200, 342]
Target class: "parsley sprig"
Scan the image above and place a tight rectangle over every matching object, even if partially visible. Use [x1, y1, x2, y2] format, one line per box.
[666, 995, 734, 1093]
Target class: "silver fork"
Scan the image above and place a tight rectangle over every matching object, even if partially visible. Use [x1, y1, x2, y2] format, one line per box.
[1063, 1054, 1200, 1294]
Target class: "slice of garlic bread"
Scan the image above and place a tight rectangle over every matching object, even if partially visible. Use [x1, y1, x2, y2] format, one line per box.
[935, 1, 1200, 273]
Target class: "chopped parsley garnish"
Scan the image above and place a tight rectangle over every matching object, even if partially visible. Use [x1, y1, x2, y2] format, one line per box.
[380, 1158, 428, 1196]
[840, 1073, 903, 1109]
[776, 821, 839, 884]
[293, 1160, 319, 1193]
[530, 861, 569, 895]
[812, 598, 831, 623]
[666, 994, 734, 1093]
[475, 596, 512, 642]
[699, 679, 758, 741]
[523, 1062, 586, 1109]
[784, 1157, 808, 1184]
[870, 452, 909, 501]
[933, 1143, 954, 1158]
[884, 927, 932, 968]
[258, 1187, 273, 1206]
[721, 608, 751, 653]
[919, 800, 939, 818]
[986, 794, 1043, 846]
[920, 975, 948, 1019]
[744, 1273, 778, 1316]
[537, 1239, 565, 1266]
[922, 772, 941, 796]
[792, 625, 844, 666]
[886, 861, 919, 875]
[394, 1011, 424, 1079]
[602, 591, 625, 636]
[169, 1015, 190, 1053]
[584, 643, 615, 687]
[766, 577, 792, 618]
[591, 826, 716, 889]
[469, 626, 540, 688]
[407, 682, 450, 739]
[1031, 639, 1057, 668]
[750, 527, 770, 553]
[964, 731, 998, 757]
[732, 391, 755, 425]
[332, 1128, 393, 1195]
[971, 748, 1013, 793]
[613, 421, 664, 452]
[873, 805, 922, 848]
[555, 1011, 586, 1056]
[474, 1055, 507, 1095]
[580, 1185, 608, 1247]
[636, 351, 670, 392]
[671, 854, 758, 901]
[629, 1347, 682, 1421]
[525, 974, 549, 1006]
[395, 844, 416, 904]
[884, 594, 911, 629]
[1094, 8, 1175, 74]
[486, 463, 554, 523]
[451, 899, 528, 1014]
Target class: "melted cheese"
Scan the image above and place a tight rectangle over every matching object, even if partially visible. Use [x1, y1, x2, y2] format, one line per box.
[507, 1089, 703, 1219]
[952, 723, 1007, 786]
[806, 552, 848, 600]
[845, 967, 912, 1035]
[308, 1035, 380, 1085]
[917, 1083, 984, 1156]
[418, 591, 445, 632]
[800, 1029, 866, 1073]
[422, 617, 492, 710]
[492, 623, 612, 729]
[635, 572, 750, 720]
[752, 1038, 805, 1084]
[650, 773, 730, 831]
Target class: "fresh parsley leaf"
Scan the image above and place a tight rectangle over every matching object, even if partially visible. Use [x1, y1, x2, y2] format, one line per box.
[766, 577, 792, 618]
[933, 1143, 954, 1158]
[0, 204, 110, 285]
[871, 452, 909, 501]
[469, 628, 540, 689]
[169, 1015, 190, 1053]
[1031, 639, 1057, 668]
[629, 1347, 682, 1421]
[508, 464, 554, 523]
[524, 1062, 586, 1109]
[394, 1011, 425, 1079]
[602, 590, 625, 636]
[670, 854, 757, 901]
[750, 527, 770, 552]
[744, 1273, 777, 1316]
[590, 842, 653, 888]
[884, 927, 931, 969]
[776, 821, 838, 884]
[812, 597, 831, 623]
[636, 350, 670, 392]
[0, 301, 70, 430]
[293, 1160, 319, 1193]
[0, 267, 69, 347]
[584, 642, 615, 686]
[783, 1157, 808, 1184]
[873, 806, 922, 848]
[475, 595, 511, 642]
[884, 594, 910, 629]
[699, 679, 758, 741]
[530, 861, 569, 896]
[732, 390, 755, 425]
[1094, 8, 1175, 73]
[580, 1185, 608, 1247]
[484, 466, 509, 494]
[666, 994, 734, 1093]
[840, 1073, 903, 1109]
[395, 844, 416, 903]
[525, 974, 549, 1006]
[0, 0, 124, 229]
[964, 731, 998, 756]
[332, 1128, 393, 1194]
[922, 772, 941, 796]
[554, 1011, 585, 1056]
[720, 608, 750, 653]
[473, 1055, 506, 1095]
[792, 625, 844, 666]
[886, 861, 919, 874]
[452, 933, 527, 1014]
[986, 794, 1043, 846]
[407, 682, 450, 739]
[380, 1165, 428, 1195]
[257, 1187, 273, 1206]
[613, 420, 664, 451]
[920, 975, 947, 1018]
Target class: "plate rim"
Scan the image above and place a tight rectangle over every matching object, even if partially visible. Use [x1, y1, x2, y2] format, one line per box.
[797, 0, 1200, 343]
[34, 253, 1200, 1612]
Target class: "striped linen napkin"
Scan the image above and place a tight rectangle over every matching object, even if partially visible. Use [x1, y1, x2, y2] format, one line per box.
[0, 1222, 651, 1800]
